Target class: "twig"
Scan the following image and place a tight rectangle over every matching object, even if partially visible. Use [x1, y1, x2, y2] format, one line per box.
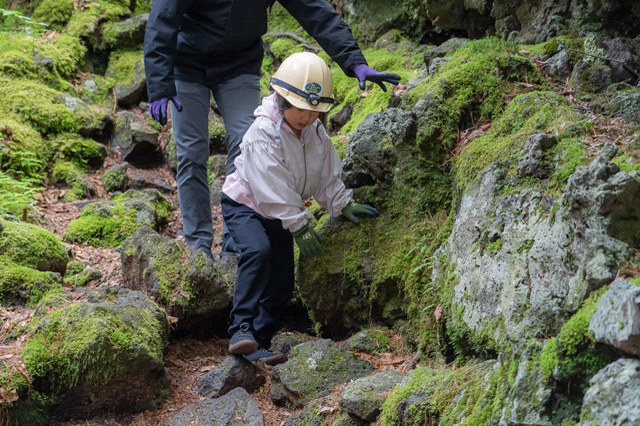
[567, 48, 640, 81]
[264, 32, 321, 53]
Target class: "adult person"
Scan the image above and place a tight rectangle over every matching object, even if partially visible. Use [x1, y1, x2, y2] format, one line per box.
[144, 0, 400, 259]
[222, 52, 379, 363]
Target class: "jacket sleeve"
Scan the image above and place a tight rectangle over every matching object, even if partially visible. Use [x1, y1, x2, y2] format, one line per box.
[313, 126, 353, 217]
[242, 126, 310, 233]
[143, 0, 194, 102]
[277, 0, 366, 77]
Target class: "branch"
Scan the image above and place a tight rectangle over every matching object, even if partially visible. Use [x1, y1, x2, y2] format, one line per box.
[264, 32, 321, 53]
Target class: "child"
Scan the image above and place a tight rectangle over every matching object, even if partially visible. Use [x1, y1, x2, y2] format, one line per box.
[221, 52, 379, 364]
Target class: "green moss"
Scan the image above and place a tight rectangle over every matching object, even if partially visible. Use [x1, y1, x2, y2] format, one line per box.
[266, 2, 310, 38]
[50, 133, 107, 169]
[22, 295, 166, 394]
[269, 38, 304, 63]
[0, 218, 68, 273]
[31, 0, 74, 30]
[540, 337, 558, 382]
[66, 0, 129, 38]
[0, 77, 101, 135]
[106, 49, 143, 82]
[556, 286, 615, 389]
[456, 90, 578, 192]
[548, 138, 589, 191]
[64, 190, 173, 248]
[613, 154, 640, 174]
[63, 262, 101, 287]
[523, 36, 584, 66]
[102, 164, 128, 193]
[381, 358, 516, 425]
[483, 238, 502, 254]
[0, 256, 62, 306]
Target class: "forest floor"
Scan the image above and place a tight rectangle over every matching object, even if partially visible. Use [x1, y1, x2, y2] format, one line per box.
[3, 139, 412, 425]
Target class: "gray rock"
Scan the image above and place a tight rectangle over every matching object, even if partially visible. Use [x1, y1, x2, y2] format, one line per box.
[423, 38, 469, 68]
[106, 55, 147, 108]
[103, 163, 129, 193]
[342, 108, 416, 188]
[340, 370, 403, 421]
[209, 154, 227, 179]
[197, 356, 264, 398]
[500, 341, 552, 425]
[580, 358, 640, 425]
[341, 327, 392, 354]
[517, 133, 558, 178]
[546, 49, 572, 81]
[283, 397, 335, 426]
[270, 332, 313, 356]
[57, 94, 113, 143]
[166, 387, 263, 426]
[338, 0, 408, 44]
[428, 56, 451, 75]
[601, 37, 640, 84]
[210, 179, 223, 206]
[25, 287, 169, 420]
[113, 111, 162, 168]
[270, 339, 374, 407]
[434, 143, 633, 348]
[589, 278, 640, 356]
[571, 60, 613, 93]
[99, 14, 149, 50]
[329, 105, 353, 133]
[607, 85, 640, 124]
[121, 226, 233, 329]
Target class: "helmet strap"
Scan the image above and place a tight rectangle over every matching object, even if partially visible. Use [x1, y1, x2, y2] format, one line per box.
[270, 78, 334, 107]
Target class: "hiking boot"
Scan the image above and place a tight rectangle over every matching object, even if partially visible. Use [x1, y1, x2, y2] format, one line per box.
[228, 323, 258, 355]
[242, 348, 288, 366]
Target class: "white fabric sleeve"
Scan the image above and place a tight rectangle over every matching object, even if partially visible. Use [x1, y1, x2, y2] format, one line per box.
[242, 126, 309, 233]
[313, 128, 353, 217]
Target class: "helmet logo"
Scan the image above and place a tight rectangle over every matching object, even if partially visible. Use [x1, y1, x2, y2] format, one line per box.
[305, 82, 322, 95]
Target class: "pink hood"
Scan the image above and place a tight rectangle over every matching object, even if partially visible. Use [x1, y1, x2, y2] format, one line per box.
[254, 93, 282, 124]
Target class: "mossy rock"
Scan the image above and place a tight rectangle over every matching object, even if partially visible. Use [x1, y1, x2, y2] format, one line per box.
[31, 0, 74, 29]
[63, 261, 101, 287]
[112, 110, 161, 167]
[270, 339, 374, 407]
[63, 189, 173, 248]
[337, 0, 407, 44]
[0, 77, 104, 137]
[103, 162, 130, 193]
[0, 256, 63, 306]
[50, 133, 108, 169]
[105, 50, 146, 108]
[0, 218, 68, 274]
[341, 327, 392, 354]
[99, 13, 149, 50]
[18, 287, 169, 420]
[380, 358, 515, 425]
[50, 160, 96, 202]
[66, 0, 130, 40]
[120, 226, 233, 328]
[339, 370, 403, 421]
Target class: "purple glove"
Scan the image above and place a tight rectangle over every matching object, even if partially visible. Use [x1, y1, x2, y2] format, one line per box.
[150, 96, 183, 125]
[353, 64, 401, 92]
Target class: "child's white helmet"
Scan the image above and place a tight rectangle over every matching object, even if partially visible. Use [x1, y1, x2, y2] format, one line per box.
[270, 52, 334, 113]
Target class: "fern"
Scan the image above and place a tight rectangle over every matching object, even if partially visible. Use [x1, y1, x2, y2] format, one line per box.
[0, 171, 40, 216]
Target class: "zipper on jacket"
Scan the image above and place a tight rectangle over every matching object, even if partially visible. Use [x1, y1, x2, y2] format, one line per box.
[302, 139, 308, 196]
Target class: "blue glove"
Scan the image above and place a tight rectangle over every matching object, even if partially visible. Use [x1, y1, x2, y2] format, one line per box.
[150, 96, 183, 125]
[353, 63, 401, 92]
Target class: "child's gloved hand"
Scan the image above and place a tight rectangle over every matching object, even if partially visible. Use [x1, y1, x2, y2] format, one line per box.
[342, 203, 379, 224]
[292, 224, 322, 257]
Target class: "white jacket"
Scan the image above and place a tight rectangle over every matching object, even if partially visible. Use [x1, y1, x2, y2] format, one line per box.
[222, 94, 353, 233]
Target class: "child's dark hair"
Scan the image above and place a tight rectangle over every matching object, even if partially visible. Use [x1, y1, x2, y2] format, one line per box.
[275, 92, 328, 134]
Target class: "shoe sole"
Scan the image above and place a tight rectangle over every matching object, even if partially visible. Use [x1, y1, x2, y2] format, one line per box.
[260, 353, 288, 366]
[228, 339, 258, 355]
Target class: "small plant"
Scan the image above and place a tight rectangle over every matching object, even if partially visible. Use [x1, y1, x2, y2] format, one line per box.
[0, 8, 48, 34]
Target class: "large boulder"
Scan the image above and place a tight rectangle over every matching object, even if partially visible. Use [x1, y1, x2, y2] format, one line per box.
[590, 278, 640, 356]
[166, 387, 263, 426]
[580, 358, 640, 425]
[16, 287, 169, 421]
[121, 226, 234, 329]
[99, 14, 149, 50]
[433, 144, 636, 352]
[337, 0, 408, 44]
[270, 339, 374, 407]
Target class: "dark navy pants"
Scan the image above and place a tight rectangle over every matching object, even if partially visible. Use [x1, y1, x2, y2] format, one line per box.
[221, 194, 295, 348]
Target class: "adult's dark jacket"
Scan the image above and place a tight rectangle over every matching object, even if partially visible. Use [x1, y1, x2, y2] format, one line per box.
[144, 0, 367, 102]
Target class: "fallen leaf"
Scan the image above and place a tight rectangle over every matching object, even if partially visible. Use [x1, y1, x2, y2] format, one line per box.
[434, 304, 443, 323]
[480, 123, 492, 131]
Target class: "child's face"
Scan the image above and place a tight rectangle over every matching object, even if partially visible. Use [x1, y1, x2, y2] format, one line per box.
[283, 106, 319, 133]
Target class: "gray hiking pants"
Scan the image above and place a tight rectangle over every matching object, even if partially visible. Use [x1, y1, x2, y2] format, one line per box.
[171, 74, 261, 255]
